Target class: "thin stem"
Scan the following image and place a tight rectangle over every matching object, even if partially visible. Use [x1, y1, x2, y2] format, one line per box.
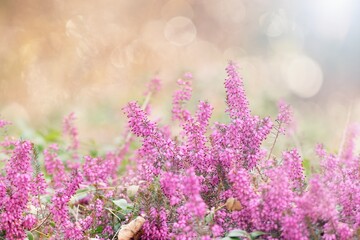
[34, 229, 50, 238]
[267, 122, 282, 161]
[30, 213, 51, 232]
[255, 165, 268, 182]
[112, 226, 122, 240]
[214, 203, 226, 212]
[305, 216, 319, 240]
[105, 207, 122, 221]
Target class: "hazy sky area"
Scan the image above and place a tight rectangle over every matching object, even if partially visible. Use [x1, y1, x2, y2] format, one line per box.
[0, 0, 359, 147]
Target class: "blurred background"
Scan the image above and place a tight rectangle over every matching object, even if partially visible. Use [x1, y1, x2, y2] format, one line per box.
[0, 0, 359, 155]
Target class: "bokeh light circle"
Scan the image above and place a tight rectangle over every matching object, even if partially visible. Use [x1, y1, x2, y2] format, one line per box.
[164, 16, 196, 46]
[259, 9, 288, 37]
[284, 56, 323, 98]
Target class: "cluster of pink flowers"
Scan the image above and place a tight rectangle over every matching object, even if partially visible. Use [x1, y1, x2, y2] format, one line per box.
[0, 119, 10, 129]
[0, 62, 359, 239]
[0, 141, 36, 239]
[0, 117, 121, 239]
[63, 112, 80, 163]
[125, 62, 360, 239]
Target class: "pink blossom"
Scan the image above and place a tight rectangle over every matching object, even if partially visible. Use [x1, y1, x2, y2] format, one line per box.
[172, 74, 192, 123]
[144, 76, 161, 95]
[44, 144, 66, 188]
[50, 170, 83, 238]
[0, 140, 33, 239]
[282, 149, 304, 189]
[0, 119, 10, 128]
[225, 62, 250, 119]
[143, 207, 169, 240]
[63, 112, 79, 160]
[276, 100, 293, 134]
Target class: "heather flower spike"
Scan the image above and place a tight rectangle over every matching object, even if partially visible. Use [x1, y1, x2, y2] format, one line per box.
[172, 73, 192, 122]
[63, 112, 80, 162]
[276, 100, 293, 134]
[0, 141, 33, 239]
[225, 62, 250, 119]
[0, 118, 10, 129]
[145, 76, 161, 96]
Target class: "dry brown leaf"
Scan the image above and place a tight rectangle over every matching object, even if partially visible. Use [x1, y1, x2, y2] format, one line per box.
[118, 216, 146, 240]
[225, 197, 242, 211]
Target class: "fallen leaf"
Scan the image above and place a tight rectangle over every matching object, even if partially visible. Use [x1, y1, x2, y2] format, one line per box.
[225, 197, 242, 211]
[118, 216, 146, 240]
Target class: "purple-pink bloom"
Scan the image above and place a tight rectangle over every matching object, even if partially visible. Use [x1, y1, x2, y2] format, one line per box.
[225, 62, 250, 119]
[63, 112, 79, 161]
[0, 140, 33, 239]
[276, 100, 293, 134]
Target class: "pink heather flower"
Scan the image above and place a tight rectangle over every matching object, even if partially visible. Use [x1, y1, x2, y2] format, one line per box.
[124, 102, 158, 138]
[227, 168, 258, 229]
[282, 149, 304, 189]
[182, 168, 207, 218]
[223, 116, 273, 169]
[211, 224, 224, 238]
[182, 101, 213, 173]
[171, 169, 208, 239]
[320, 152, 340, 183]
[276, 100, 293, 134]
[315, 143, 327, 158]
[144, 76, 161, 96]
[63, 222, 84, 240]
[324, 221, 354, 240]
[29, 173, 47, 207]
[281, 209, 308, 240]
[51, 170, 83, 237]
[337, 178, 360, 225]
[44, 144, 66, 189]
[124, 101, 176, 180]
[121, 62, 360, 238]
[63, 112, 79, 159]
[103, 225, 114, 236]
[94, 199, 105, 218]
[201, 236, 211, 240]
[225, 62, 250, 119]
[30, 173, 47, 195]
[22, 214, 37, 230]
[340, 124, 359, 162]
[143, 76, 162, 115]
[253, 168, 295, 232]
[79, 216, 93, 231]
[195, 101, 213, 130]
[172, 75, 192, 123]
[318, 142, 359, 230]
[160, 171, 182, 205]
[0, 140, 33, 239]
[103, 151, 124, 180]
[319, 146, 360, 228]
[0, 119, 10, 128]
[297, 176, 338, 224]
[142, 207, 169, 240]
[83, 156, 111, 184]
[0, 180, 6, 203]
[335, 222, 354, 240]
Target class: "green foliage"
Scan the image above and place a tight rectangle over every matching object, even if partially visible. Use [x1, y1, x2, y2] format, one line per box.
[112, 199, 133, 212]
[26, 231, 34, 240]
[222, 229, 266, 240]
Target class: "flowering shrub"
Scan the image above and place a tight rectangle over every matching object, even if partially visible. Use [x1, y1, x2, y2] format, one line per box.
[0, 62, 359, 239]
